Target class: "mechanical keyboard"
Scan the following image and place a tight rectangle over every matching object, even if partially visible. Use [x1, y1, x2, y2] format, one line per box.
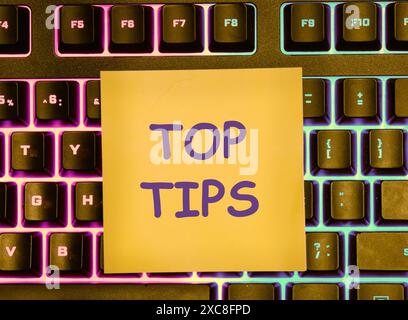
[2, 0, 408, 301]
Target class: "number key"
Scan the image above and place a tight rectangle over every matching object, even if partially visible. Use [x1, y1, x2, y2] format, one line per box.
[0, 81, 28, 124]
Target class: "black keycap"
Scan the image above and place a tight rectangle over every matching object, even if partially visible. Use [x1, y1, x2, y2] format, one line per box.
[394, 79, 408, 117]
[356, 284, 405, 300]
[159, 4, 203, 53]
[285, 3, 329, 51]
[0, 183, 16, 226]
[343, 79, 377, 118]
[0, 284, 211, 300]
[303, 79, 326, 118]
[356, 232, 408, 270]
[306, 233, 339, 271]
[387, 3, 408, 50]
[338, 2, 380, 51]
[209, 4, 255, 52]
[61, 131, 100, 172]
[227, 284, 275, 300]
[330, 181, 365, 220]
[0, 81, 28, 123]
[35, 81, 77, 123]
[291, 284, 340, 300]
[49, 233, 89, 273]
[110, 5, 153, 53]
[369, 130, 404, 169]
[75, 182, 102, 222]
[11, 132, 52, 174]
[59, 5, 103, 53]
[304, 181, 314, 220]
[381, 181, 408, 220]
[317, 130, 352, 170]
[0, 233, 37, 272]
[85, 80, 101, 121]
[0, 6, 30, 54]
[24, 182, 64, 223]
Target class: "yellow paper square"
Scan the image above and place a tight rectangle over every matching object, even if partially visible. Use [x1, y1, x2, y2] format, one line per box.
[101, 68, 306, 273]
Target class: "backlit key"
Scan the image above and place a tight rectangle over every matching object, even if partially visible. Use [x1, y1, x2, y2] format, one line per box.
[304, 181, 314, 221]
[209, 3, 255, 52]
[74, 182, 102, 222]
[394, 79, 408, 117]
[0, 183, 16, 226]
[291, 284, 340, 300]
[59, 5, 103, 53]
[339, 2, 380, 51]
[0, 6, 30, 54]
[85, 80, 101, 122]
[317, 130, 352, 170]
[388, 3, 408, 50]
[49, 232, 90, 274]
[381, 181, 408, 220]
[369, 130, 404, 169]
[330, 181, 365, 220]
[0, 81, 28, 124]
[343, 79, 377, 118]
[303, 79, 326, 118]
[356, 284, 405, 300]
[227, 284, 276, 300]
[110, 5, 153, 53]
[159, 4, 203, 53]
[306, 233, 339, 271]
[11, 132, 52, 174]
[356, 232, 408, 270]
[285, 3, 329, 51]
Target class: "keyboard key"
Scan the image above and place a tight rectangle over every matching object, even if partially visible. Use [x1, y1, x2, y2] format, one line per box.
[303, 79, 326, 118]
[99, 234, 104, 271]
[0, 81, 28, 123]
[227, 284, 275, 300]
[317, 130, 352, 170]
[61, 131, 100, 172]
[369, 130, 404, 169]
[0, 284, 211, 299]
[110, 5, 153, 53]
[356, 284, 405, 300]
[304, 181, 314, 220]
[284, 3, 329, 51]
[394, 79, 408, 118]
[11, 132, 52, 174]
[306, 233, 339, 271]
[49, 233, 90, 274]
[85, 80, 100, 122]
[0, 6, 30, 54]
[0, 233, 38, 272]
[74, 182, 102, 222]
[59, 5, 103, 53]
[343, 79, 377, 118]
[330, 181, 365, 220]
[356, 232, 408, 270]
[0, 183, 16, 226]
[291, 284, 340, 300]
[35, 81, 77, 123]
[24, 182, 65, 223]
[388, 3, 408, 50]
[338, 2, 380, 51]
[381, 181, 408, 220]
[159, 4, 203, 53]
[209, 3, 255, 52]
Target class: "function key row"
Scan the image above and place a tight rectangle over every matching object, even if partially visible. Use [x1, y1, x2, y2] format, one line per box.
[0, 131, 101, 177]
[0, 5, 30, 56]
[56, 3, 256, 56]
[0, 80, 101, 126]
[282, 1, 408, 54]
[303, 77, 408, 124]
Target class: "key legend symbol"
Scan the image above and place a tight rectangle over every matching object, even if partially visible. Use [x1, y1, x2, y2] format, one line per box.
[357, 92, 364, 106]
[314, 242, 331, 259]
[304, 93, 313, 104]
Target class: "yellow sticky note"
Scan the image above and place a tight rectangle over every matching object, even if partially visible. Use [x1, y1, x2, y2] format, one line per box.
[101, 68, 306, 273]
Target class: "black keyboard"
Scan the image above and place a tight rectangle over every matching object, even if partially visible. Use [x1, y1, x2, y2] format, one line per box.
[1, 0, 408, 301]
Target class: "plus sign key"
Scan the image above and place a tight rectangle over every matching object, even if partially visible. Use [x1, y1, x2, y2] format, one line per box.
[342, 79, 377, 119]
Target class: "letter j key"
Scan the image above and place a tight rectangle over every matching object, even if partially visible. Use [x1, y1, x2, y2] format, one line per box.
[317, 130, 352, 170]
